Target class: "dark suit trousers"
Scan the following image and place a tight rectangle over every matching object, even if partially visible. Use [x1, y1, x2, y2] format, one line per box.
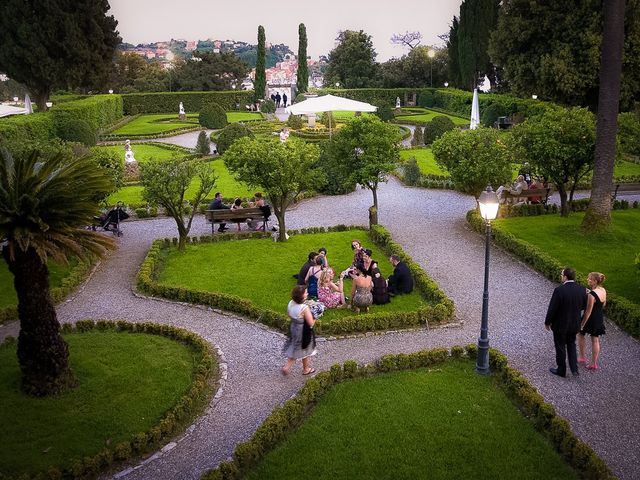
[553, 330, 578, 376]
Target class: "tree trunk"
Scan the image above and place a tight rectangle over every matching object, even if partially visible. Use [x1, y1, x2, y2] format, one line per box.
[3, 247, 76, 396]
[276, 211, 287, 242]
[558, 186, 570, 217]
[33, 87, 51, 112]
[582, 0, 626, 232]
[370, 185, 379, 212]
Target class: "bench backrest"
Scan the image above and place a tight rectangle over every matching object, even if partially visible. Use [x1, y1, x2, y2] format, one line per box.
[205, 207, 268, 222]
[502, 187, 550, 197]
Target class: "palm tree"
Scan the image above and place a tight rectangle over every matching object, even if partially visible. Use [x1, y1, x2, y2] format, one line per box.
[582, 0, 626, 232]
[0, 149, 115, 396]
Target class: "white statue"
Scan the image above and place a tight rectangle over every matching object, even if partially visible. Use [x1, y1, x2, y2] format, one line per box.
[395, 96, 401, 109]
[124, 140, 136, 163]
[179, 102, 185, 115]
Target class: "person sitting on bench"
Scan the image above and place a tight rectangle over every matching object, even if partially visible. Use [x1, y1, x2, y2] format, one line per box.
[247, 192, 271, 231]
[496, 175, 528, 203]
[209, 192, 230, 232]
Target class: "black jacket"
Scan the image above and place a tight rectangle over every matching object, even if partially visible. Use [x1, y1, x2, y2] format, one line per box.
[388, 261, 413, 294]
[545, 281, 587, 334]
[209, 198, 229, 210]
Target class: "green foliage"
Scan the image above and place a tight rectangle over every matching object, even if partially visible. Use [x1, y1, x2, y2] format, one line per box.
[172, 51, 248, 91]
[0, 113, 56, 147]
[223, 137, 322, 240]
[52, 94, 124, 136]
[432, 127, 511, 195]
[424, 116, 456, 145]
[618, 111, 640, 156]
[254, 26, 267, 100]
[316, 142, 357, 195]
[196, 131, 211, 156]
[286, 114, 304, 129]
[56, 118, 96, 147]
[481, 102, 509, 127]
[375, 104, 394, 122]
[261, 99, 276, 114]
[319, 111, 335, 128]
[122, 91, 254, 115]
[199, 103, 228, 129]
[0, 0, 120, 109]
[417, 90, 434, 108]
[110, 52, 168, 93]
[297, 24, 309, 94]
[215, 122, 254, 155]
[410, 127, 424, 147]
[379, 46, 449, 89]
[403, 156, 422, 186]
[447, 17, 463, 88]
[89, 148, 124, 195]
[324, 30, 379, 88]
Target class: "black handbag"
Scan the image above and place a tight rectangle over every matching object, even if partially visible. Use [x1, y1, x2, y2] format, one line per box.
[301, 321, 316, 350]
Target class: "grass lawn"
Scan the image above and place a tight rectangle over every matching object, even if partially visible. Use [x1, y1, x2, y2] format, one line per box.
[155, 230, 427, 322]
[0, 259, 77, 309]
[112, 113, 200, 136]
[613, 160, 640, 178]
[94, 143, 179, 163]
[0, 331, 199, 476]
[400, 148, 448, 176]
[395, 109, 470, 126]
[108, 159, 254, 206]
[245, 359, 577, 480]
[328, 111, 375, 122]
[227, 112, 263, 123]
[496, 209, 640, 303]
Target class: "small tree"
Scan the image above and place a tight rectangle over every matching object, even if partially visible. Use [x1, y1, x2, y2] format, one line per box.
[195, 130, 211, 156]
[254, 26, 267, 100]
[224, 137, 323, 241]
[287, 114, 304, 130]
[215, 123, 254, 155]
[432, 127, 511, 196]
[403, 156, 422, 186]
[424, 116, 456, 145]
[510, 107, 596, 216]
[199, 102, 227, 129]
[261, 99, 276, 114]
[330, 116, 400, 218]
[297, 24, 309, 94]
[140, 158, 216, 250]
[411, 126, 424, 146]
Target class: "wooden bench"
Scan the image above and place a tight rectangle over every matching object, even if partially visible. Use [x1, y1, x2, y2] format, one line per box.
[501, 187, 552, 205]
[205, 207, 270, 234]
[611, 183, 640, 200]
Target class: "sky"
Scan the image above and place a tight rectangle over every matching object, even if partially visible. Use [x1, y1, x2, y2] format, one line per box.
[108, 0, 462, 61]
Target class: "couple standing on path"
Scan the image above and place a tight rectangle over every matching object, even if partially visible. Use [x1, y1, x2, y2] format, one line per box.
[545, 267, 607, 377]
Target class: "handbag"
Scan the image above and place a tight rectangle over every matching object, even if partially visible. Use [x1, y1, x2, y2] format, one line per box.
[301, 321, 316, 350]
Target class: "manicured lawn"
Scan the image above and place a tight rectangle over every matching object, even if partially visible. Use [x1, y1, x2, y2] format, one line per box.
[0, 331, 199, 476]
[400, 148, 448, 176]
[107, 159, 254, 206]
[227, 112, 263, 123]
[155, 230, 427, 322]
[93, 143, 179, 163]
[329, 111, 375, 122]
[613, 160, 640, 178]
[245, 359, 577, 480]
[497, 209, 640, 303]
[0, 259, 77, 309]
[112, 113, 200, 135]
[395, 109, 469, 126]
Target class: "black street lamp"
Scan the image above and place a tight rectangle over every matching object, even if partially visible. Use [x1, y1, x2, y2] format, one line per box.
[476, 185, 500, 375]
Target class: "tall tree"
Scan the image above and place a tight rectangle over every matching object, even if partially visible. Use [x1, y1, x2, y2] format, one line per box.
[0, 0, 120, 110]
[447, 17, 463, 88]
[324, 30, 378, 88]
[379, 46, 448, 88]
[173, 51, 248, 91]
[391, 31, 423, 50]
[582, 0, 627, 232]
[254, 26, 267, 101]
[223, 137, 323, 241]
[0, 150, 115, 396]
[297, 23, 309, 95]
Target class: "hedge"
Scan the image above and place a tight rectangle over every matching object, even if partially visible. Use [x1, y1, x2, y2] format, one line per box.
[0, 256, 97, 325]
[0, 320, 217, 480]
[201, 345, 613, 480]
[136, 225, 455, 335]
[498, 198, 639, 218]
[122, 91, 255, 115]
[51, 94, 124, 137]
[0, 112, 56, 146]
[467, 209, 640, 338]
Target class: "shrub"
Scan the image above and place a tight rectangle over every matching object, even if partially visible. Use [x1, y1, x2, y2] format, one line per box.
[0, 112, 56, 147]
[375, 104, 394, 122]
[261, 99, 276, 114]
[316, 141, 357, 195]
[411, 126, 424, 146]
[287, 114, 304, 129]
[481, 102, 510, 127]
[215, 122, 254, 155]
[618, 112, 640, 156]
[320, 111, 334, 128]
[195, 130, 211, 156]
[403, 156, 421, 186]
[122, 91, 253, 114]
[90, 148, 124, 193]
[424, 115, 455, 145]
[199, 102, 227, 129]
[417, 90, 434, 108]
[56, 118, 97, 146]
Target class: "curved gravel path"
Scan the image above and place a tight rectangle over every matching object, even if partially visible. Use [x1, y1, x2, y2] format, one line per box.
[1, 178, 638, 480]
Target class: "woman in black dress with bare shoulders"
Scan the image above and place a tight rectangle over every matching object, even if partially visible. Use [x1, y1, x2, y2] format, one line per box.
[578, 272, 607, 370]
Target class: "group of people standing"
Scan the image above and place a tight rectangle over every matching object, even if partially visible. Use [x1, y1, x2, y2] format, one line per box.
[270, 91, 288, 108]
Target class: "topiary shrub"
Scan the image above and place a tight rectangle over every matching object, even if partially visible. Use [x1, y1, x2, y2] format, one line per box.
[215, 122, 254, 155]
[424, 115, 456, 145]
[199, 102, 227, 129]
[403, 156, 421, 186]
[417, 90, 435, 108]
[56, 118, 97, 146]
[375, 104, 394, 122]
[261, 99, 276, 114]
[481, 102, 510, 127]
[195, 130, 211, 155]
[411, 126, 424, 146]
[287, 114, 304, 130]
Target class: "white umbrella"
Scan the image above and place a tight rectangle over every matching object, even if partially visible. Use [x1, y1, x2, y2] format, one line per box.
[470, 88, 480, 130]
[24, 94, 32, 114]
[285, 94, 377, 137]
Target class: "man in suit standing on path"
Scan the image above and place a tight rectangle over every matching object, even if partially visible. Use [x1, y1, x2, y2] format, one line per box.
[545, 267, 587, 377]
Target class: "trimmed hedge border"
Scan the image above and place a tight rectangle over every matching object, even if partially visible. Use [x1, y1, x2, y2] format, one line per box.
[498, 198, 639, 218]
[467, 209, 640, 338]
[136, 225, 455, 335]
[0, 319, 217, 480]
[122, 92, 255, 115]
[200, 345, 613, 480]
[0, 257, 97, 325]
[99, 125, 203, 142]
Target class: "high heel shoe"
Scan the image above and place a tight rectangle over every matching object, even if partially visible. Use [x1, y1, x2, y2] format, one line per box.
[587, 364, 599, 370]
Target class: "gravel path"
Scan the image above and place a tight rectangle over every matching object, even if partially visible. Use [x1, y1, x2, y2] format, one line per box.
[1, 178, 638, 480]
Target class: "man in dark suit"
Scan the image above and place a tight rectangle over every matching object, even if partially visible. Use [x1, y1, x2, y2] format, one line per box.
[545, 267, 587, 377]
[209, 192, 229, 232]
[387, 255, 413, 294]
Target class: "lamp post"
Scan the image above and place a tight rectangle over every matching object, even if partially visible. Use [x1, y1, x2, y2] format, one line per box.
[444, 82, 449, 88]
[428, 49, 435, 88]
[476, 185, 500, 375]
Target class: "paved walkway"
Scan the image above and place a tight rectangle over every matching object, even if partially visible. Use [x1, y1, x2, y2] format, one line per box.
[1, 178, 638, 480]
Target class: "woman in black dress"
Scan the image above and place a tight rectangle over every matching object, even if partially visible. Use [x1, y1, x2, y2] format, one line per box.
[578, 272, 607, 370]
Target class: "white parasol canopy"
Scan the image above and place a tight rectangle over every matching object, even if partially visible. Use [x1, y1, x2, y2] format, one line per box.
[0, 104, 27, 118]
[470, 88, 480, 130]
[24, 94, 33, 114]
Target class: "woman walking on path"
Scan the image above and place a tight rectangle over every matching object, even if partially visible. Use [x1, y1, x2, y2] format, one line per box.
[282, 286, 317, 376]
[578, 272, 607, 370]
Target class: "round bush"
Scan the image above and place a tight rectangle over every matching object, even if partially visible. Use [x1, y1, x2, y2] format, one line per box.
[424, 116, 456, 145]
[199, 103, 228, 129]
[57, 118, 96, 146]
[287, 114, 304, 130]
[403, 156, 421, 186]
[261, 99, 276, 114]
[215, 122, 254, 155]
[417, 90, 435, 108]
[375, 104, 394, 122]
[481, 103, 510, 128]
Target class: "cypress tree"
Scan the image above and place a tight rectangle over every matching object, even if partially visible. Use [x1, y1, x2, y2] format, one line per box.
[254, 25, 266, 101]
[297, 23, 309, 95]
[447, 17, 462, 88]
[457, 0, 499, 89]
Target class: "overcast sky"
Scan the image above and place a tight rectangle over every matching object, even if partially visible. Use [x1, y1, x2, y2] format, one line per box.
[108, 0, 462, 61]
